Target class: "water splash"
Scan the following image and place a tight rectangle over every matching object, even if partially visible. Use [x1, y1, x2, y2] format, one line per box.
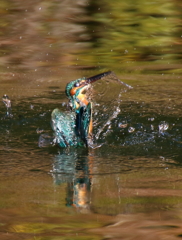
[88, 75, 182, 153]
[92, 71, 132, 141]
[2, 94, 13, 118]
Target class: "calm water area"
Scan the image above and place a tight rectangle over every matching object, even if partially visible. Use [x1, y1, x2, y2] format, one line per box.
[0, 1, 182, 239]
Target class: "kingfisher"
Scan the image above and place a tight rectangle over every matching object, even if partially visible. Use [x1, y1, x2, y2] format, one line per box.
[51, 71, 111, 148]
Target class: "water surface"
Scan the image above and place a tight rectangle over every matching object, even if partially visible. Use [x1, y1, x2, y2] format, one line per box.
[0, 1, 182, 240]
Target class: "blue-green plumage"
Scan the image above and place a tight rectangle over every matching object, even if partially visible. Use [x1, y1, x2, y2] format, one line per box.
[51, 109, 78, 147]
[51, 104, 91, 147]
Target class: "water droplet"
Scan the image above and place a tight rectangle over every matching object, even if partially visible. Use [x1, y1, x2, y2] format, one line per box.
[40, 112, 46, 117]
[36, 128, 44, 133]
[128, 127, 135, 133]
[116, 107, 120, 113]
[148, 117, 155, 121]
[30, 104, 34, 109]
[118, 123, 128, 128]
[158, 121, 169, 132]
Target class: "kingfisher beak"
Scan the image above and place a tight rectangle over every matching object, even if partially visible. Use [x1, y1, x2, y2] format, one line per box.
[85, 71, 112, 84]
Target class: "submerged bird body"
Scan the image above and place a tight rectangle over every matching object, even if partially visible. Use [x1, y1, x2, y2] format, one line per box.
[51, 109, 78, 147]
[51, 72, 111, 148]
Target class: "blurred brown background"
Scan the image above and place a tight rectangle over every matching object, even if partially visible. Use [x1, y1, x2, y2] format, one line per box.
[1, 0, 182, 73]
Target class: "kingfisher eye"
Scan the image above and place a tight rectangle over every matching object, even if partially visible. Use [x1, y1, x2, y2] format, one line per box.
[74, 82, 80, 87]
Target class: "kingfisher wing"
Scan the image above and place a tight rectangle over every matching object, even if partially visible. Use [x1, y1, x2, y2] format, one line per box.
[75, 103, 92, 146]
[51, 108, 77, 147]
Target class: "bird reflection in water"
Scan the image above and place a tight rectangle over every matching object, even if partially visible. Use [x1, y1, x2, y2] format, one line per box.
[52, 149, 93, 213]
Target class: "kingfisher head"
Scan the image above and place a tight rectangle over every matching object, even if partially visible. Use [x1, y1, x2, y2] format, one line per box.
[65, 77, 92, 111]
